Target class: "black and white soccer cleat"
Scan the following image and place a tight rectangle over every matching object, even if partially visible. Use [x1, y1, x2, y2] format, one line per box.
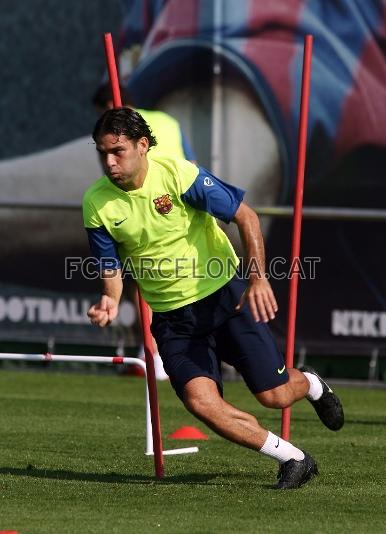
[275, 452, 318, 490]
[300, 366, 344, 431]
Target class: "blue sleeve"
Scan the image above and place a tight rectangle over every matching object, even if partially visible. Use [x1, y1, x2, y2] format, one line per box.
[180, 129, 197, 161]
[86, 226, 122, 270]
[181, 167, 245, 223]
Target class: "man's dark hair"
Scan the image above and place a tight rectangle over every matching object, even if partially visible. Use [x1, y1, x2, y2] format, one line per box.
[92, 83, 134, 109]
[92, 107, 157, 149]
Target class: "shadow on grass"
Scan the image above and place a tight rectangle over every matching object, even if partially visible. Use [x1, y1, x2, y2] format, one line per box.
[0, 465, 258, 486]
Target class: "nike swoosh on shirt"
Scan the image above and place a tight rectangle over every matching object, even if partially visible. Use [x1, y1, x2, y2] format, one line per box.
[277, 365, 286, 374]
[114, 218, 127, 227]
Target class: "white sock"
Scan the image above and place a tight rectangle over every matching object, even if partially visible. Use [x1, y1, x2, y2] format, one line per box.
[303, 372, 323, 401]
[153, 352, 169, 381]
[260, 431, 305, 464]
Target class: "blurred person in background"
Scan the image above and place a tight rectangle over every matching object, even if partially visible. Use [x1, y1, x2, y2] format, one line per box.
[92, 83, 196, 162]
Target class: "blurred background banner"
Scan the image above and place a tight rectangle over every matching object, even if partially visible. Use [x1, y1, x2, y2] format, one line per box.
[125, 0, 386, 199]
[1, 0, 385, 358]
[0, 283, 135, 347]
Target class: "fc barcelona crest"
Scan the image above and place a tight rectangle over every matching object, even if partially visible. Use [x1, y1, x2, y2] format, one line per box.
[153, 194, 173, 214]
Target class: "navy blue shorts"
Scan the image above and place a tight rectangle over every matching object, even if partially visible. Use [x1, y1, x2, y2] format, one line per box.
[151, 275, 289, 400]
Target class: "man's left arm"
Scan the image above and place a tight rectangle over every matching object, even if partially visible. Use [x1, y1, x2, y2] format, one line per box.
[233, 202, 278, 323]
[180, 166, 278, 321]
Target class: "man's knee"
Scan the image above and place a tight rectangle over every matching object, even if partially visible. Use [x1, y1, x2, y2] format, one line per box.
[184, 394, 214, 418]
[183, 377, 222, 418]
[256, 383, 292, 408]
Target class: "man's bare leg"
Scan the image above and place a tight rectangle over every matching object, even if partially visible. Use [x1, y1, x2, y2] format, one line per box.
[256, 368, 309, 408]
[183, 376, 268, 449]
[182, 375, 319, 489]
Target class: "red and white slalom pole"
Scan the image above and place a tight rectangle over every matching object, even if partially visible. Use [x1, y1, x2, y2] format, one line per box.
[103, 33, 164, 478]
[281, 35, 313, 441]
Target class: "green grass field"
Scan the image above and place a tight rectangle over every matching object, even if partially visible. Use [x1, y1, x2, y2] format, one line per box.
[0, 369, 385, 534]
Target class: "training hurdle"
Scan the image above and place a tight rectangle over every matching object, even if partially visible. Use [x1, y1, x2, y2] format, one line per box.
[0, 353, 198, 461]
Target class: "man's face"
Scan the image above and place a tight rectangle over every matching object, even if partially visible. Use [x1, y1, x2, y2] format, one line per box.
[95, 133, 148, 191]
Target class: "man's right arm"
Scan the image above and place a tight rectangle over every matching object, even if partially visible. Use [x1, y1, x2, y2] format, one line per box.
[87, 269, 123, 327]
[82, 196, 123, 327]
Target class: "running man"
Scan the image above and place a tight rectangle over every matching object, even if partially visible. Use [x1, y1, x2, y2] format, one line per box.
[83, 108, 344, 489]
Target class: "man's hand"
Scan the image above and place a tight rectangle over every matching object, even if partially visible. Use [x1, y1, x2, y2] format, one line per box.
[87, 294, 119, 327]
[235, 277, 278, 322]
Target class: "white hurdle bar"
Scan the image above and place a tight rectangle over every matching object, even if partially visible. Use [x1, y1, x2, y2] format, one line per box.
[0, 353, 198, 457]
